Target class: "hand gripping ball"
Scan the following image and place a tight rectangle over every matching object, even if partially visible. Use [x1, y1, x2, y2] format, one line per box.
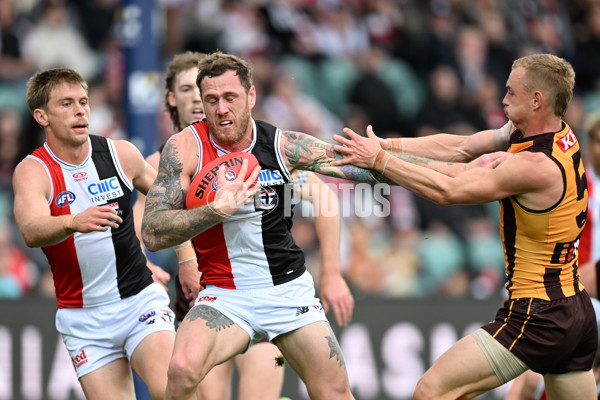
[185, 151, 260, 208]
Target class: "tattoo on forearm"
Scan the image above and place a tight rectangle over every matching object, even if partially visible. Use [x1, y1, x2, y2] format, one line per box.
[185, 305, 235, 332]
[394, 153, 454, 174]
[283, 131, 384, 183]
[325, 325, 346, 370]
[142, 142, 221, 249]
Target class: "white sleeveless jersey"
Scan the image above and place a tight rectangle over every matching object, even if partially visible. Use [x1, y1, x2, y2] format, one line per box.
[28, 135, 153, 308]
[187, 119, 306, 289]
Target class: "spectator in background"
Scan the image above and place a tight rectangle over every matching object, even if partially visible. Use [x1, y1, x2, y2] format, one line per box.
[347, 47, 405, 138]
[218, 1, 269, 59]
[0, 108, 26, 189]
[453, 25, 488, 105]
[414, 63, 486, 138]
[261, 67, 343, 142]
[22, 0, 98, 80]
[71, 0, 119, 51]
[573, 3, 600, 92]
[0, 0, 34, 83]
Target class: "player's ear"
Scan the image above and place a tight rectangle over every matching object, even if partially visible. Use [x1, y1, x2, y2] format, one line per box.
[167, 91, 177, 108]
[248, 85, 256, 110]
[33, 108, 49, 127]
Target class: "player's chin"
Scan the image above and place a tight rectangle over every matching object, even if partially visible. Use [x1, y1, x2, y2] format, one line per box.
[216, 131, 244, 144]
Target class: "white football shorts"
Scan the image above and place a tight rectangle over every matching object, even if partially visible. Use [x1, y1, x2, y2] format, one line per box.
[56, 282, 175, 378]
[191, 270, 327, 350]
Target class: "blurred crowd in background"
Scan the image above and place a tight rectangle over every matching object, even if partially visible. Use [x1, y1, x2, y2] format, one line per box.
[2, 0, 600, 302]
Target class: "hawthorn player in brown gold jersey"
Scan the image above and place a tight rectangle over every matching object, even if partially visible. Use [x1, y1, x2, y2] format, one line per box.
[333, 53, 597, 399]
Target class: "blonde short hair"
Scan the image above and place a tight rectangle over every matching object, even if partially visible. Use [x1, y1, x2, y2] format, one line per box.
[512, 54, 575, 117]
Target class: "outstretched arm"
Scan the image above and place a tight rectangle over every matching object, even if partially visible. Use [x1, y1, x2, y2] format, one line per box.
[333, 126, 554, 206]
[377, 121, 513, 162]
[295, 171, 354, 326]
[334, 126, 513, 177]
[281, 130, 385, 184]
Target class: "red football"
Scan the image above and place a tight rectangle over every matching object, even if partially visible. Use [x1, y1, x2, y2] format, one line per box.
[186, 151, 260, 209]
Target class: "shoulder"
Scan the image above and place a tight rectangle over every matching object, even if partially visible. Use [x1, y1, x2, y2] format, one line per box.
[112, 139, 146, 179]
[13, 157, 47, 179]
[13, 157, 51, 194]
[500, 151, 560, 188]
[113, 139, 145, 164]
[159, 128, 199, 177]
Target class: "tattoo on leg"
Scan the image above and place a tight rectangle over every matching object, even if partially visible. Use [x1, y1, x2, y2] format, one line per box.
[185, 305, 235, 332]
[325, 325, 346, 370]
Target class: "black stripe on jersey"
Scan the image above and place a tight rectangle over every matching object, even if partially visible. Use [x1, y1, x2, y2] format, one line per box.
[502, 197, 517, 294]
[572, 261, 581, 295]
[251, 120, 306, 285]
[543, 268, 565, 300]
[89, 135, 153, 298]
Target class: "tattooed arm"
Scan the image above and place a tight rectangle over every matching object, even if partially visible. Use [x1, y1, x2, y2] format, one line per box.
[333, 126, 513, 177]
[142, 132, 221, 251]
[281, 130, 385, 183]
[141, 131, 259, 251]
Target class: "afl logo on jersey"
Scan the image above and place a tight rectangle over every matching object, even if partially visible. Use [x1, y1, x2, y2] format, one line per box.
[56, 191, 76, 207]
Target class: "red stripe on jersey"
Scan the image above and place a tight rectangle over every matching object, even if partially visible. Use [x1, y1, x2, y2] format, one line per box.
[33, 148, 84, 308]
[190, 122, 235, 288]
[196, 224, 235, 289]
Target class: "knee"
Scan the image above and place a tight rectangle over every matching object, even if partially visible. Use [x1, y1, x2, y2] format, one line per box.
[167, 353, 202, 396]
[306, 377, 351, 399]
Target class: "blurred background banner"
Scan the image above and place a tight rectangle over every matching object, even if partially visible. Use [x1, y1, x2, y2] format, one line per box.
[119, 0, 160, 157]
[0, 296, 505, 400]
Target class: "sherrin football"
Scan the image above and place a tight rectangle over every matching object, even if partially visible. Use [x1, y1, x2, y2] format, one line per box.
[185, 151, 260, 209]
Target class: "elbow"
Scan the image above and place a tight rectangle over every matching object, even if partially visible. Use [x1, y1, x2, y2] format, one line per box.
[141, 226, 159, 252]
[20, 230, 41, 248]
[23, 236, 39, 248]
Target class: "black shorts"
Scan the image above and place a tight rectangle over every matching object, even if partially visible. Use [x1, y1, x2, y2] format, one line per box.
[482, 290, 598, 375]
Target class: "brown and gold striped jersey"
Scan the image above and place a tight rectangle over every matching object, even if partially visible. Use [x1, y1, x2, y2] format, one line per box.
[501, 122, 588, 300]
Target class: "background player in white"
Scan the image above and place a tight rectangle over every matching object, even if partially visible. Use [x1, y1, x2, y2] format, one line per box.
[12, 67, 175, 400]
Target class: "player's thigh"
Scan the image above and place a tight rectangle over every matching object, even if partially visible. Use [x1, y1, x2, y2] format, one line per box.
[505, 370, 543, 400]
[197, 360, 234, 400]
[236, 342, 284, 400]
[79, 358, 135, 400]
[130, 330, 175, 398]
[171, 305, 250, 380]
[417, 334, 502, 399]
[273, 321, 349, 393]
[543, 369, 597, 400]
